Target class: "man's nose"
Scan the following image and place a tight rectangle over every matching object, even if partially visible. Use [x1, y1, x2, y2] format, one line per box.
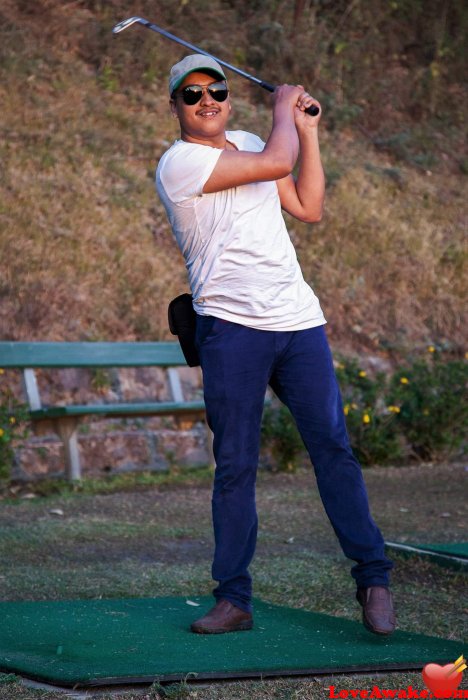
[200, 86, 216, 105]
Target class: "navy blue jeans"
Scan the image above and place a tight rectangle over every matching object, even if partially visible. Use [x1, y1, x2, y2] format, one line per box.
[196, 315, 393, 614]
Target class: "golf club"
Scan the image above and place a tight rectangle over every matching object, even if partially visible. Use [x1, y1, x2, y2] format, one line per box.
[112, 16, 320, 116]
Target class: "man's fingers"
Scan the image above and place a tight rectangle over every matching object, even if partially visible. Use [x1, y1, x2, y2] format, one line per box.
[274, 85, 321, 116]
[296, 92, 320, 112]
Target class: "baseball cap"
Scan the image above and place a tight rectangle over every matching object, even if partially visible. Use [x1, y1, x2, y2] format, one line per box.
[169, 54, 227, 95]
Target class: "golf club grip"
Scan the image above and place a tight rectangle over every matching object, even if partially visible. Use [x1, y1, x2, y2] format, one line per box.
[260, 81, 320, 116]
[305, 104, 320, 116]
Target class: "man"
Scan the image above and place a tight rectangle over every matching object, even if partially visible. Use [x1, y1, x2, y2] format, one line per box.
[156, 54, 396, 636]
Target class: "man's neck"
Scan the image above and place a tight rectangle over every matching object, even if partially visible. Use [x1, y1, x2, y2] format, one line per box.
[180, 131, 228, 149]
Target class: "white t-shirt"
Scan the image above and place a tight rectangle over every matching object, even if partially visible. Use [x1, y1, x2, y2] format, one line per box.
[155, 129, 326, 331]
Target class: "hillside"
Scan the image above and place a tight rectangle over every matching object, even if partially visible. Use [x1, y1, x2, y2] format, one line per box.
[0, 0, 466, 358]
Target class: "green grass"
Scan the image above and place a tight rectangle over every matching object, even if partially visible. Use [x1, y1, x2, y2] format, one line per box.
[1, 466, 215, 501]
[0, 463, 466, 698]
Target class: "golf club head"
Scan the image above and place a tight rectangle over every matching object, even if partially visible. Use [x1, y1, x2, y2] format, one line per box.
[112, 16, 146, 34]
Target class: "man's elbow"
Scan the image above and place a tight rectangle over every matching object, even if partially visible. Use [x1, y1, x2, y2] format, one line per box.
[262, 152, 295, 180]
[300, 209, 323, 224]
[271, 160, 294, 180]
[277, 164, 295, 179]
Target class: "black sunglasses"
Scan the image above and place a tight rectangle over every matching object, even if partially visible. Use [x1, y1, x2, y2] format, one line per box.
[174, 81, 229, 106]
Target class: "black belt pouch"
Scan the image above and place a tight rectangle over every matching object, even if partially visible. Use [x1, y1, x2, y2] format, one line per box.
[168, 293, 200, 367]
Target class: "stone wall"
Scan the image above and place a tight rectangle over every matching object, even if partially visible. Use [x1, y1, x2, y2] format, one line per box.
[11, 365, 211, 481]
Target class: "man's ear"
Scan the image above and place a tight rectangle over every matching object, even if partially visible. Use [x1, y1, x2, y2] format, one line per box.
[170, 98, 178, 118]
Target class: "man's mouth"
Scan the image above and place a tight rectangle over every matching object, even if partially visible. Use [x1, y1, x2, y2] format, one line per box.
[197, 109, 220, 117]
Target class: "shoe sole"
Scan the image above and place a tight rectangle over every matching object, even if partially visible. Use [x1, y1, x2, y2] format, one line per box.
[190, 621, 253, 634]
[363, 613, 395, 636]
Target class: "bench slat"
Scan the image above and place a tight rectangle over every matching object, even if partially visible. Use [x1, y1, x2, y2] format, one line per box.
[0, 342, 187, 368]
[30, 401, 206, 420]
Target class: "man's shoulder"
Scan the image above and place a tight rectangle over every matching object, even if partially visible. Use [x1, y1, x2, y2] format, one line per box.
[159, 139, 197, 162]
[156, 138, 225, 201]
[157, 140, 201, 179]
[226, 130, 265, 151]
[158, 138, 221, 170]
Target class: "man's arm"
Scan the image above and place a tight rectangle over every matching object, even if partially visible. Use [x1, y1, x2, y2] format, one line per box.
[276, 92, 325, 223]
[203, 85, 303, 193]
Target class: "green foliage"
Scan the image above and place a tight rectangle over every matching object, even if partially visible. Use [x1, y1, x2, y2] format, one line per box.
[90, 367, 113, 393]
[98, 62, 119, 92]
[0, 673, 18, 684]
[0, 467, 214, 500]
[335, 358, 404, 466]
[387, 353, 467, 460]
[335, 356, 385, 408]
[261, 351, 467, 469]
[150, 674, 197, 698]
[319, 94, 363, 131]
[373, 131, 439, 170]
[261, 403, 304, 472]
[0, 371, 29, 481]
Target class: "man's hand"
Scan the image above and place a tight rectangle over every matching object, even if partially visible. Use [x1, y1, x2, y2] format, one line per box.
[272, 84, 304, 111]
[293, 85, 321, 131]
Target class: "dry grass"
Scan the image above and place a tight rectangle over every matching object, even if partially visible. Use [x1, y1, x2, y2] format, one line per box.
[0, 2, 466, 357]
[0, 51, 186, 341]
[297, 155, 467, 354]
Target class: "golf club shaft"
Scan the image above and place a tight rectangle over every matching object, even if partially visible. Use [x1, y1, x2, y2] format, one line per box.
[112, 16, 320, 116]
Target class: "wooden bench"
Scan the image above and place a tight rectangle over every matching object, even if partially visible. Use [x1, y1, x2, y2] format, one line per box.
[0, 341, 209, 481]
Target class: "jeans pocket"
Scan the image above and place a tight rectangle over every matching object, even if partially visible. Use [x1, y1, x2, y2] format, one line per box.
[196, 315, 235, 349]
[195, 315, 216, 349]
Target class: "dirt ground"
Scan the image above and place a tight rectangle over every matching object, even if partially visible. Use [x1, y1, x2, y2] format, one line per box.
[0, 462, 466, 568]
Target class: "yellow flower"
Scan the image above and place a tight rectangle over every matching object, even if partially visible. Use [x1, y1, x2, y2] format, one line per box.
[351, 402, 358, 409]
[362, 413, 371, 424]
[0, 368, 4, 375]
[423, 408, 430, 416]
[359, 370, 367, 377]
[0, 428, 4, 438]
[344, 404, 350, 415]
[400, 377, 409, 384]
[336, 362, 345, 370]
[428, 345, 435, 353]
[9, 416, 16, 424]
[388, 405, 401, 413]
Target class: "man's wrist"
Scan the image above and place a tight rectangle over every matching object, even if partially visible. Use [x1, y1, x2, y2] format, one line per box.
[297, 123, 319, 140]
[273, 102, 295, 123]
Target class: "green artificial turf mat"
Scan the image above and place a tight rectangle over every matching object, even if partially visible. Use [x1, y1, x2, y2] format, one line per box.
[385, 541, 468, 571]
[416, 542, 468, 558]
[0, 597, 464, 688]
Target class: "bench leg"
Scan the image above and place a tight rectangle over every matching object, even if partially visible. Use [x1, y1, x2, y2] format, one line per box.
[54, 418, 82, 481]
[205, 423, 215, 470]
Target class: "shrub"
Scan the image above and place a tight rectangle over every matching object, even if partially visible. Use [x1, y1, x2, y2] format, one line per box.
[334, 357, 404, 466]
[0, 370, 29, 482]
[261, 403, 304, 472]
[387, 352, 467, 461]
[260, 352, 466, 470]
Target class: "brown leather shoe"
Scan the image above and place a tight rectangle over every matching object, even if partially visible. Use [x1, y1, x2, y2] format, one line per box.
[190, 599, 253, 634]
[357, 586, 396, 635]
